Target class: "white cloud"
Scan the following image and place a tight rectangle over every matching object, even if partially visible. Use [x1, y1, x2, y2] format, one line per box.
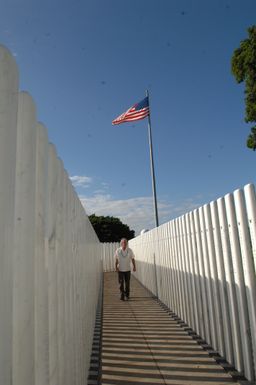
[79, 193, 202, 235]
[93, 189, 107, 194]
[101, 182, 109, 189]
[69, 175, 92, 188]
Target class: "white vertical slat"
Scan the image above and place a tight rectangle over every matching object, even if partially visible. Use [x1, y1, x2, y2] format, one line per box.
[163, 225, 170, 306]
[71, 189, 78, 385]
[159, 226, 165, 302]
[183, 213, 196, 331]
[34, 123, 49, 385]
[172, 219, 183, 318]
[163, 225, 168, 305]
[165, 222, 174, 310]
[153, 230, 158, 296]
[47, 144, 59, 385]
[181, 215, 194, 329]
[199, 206, 217, 349]
[106, 243, 109, 271]
[103, 244, 107, 271]
[177, 217, 190, 325]
[169, 220, 179, 316]
[190, 210, 205, 339]
[153, 228, 160, 297]
[217, 197, 243, 371]
[67, 180, 75, 384]
[13, 92, 37, 385]
[158, 226, 165, 303]
[77, 199, 84, 385]
[194, 208, 210, 343]
[163, 224, 170, 307]
[225, 193, 253, 381]
[165, 222, 173, 310]
[203, 203, 224, 354]
[61, 170, 68, 385]
[177, 218, 187, 321]
[155, 228, 161, 299]
[0, 45, 19, 385]
[234, 188, 256, 377]
[56, 159, 65, 385]
[63, 170, 70, 385]
[244, 184, 256, 273]
[210, 201, 233, 364]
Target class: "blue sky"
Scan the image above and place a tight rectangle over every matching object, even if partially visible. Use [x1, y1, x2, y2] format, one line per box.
[1, 0, 256, 233]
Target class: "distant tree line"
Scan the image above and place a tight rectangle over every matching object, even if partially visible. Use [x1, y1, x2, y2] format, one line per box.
[89, 214, 135, 242]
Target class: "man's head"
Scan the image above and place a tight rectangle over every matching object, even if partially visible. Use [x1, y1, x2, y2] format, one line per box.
[120, 238, 128, 250]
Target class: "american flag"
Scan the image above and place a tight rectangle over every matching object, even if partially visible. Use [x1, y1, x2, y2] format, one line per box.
[112, 97, 150, 125]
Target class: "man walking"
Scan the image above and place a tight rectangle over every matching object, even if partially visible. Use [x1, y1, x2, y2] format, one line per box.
[115, 238, 136, 301]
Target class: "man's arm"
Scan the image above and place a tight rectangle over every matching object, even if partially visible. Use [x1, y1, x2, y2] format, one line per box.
[132, 258, 136, 272]
[115, 253, 119, 271]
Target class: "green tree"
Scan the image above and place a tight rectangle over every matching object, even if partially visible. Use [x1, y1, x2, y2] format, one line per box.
[89, 214, 135, 242]
[231, 25, 256, 150]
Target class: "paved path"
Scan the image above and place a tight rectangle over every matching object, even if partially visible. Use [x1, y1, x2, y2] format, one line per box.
[101, 272, 241, 385]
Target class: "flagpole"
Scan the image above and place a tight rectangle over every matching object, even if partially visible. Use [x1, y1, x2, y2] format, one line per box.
[146, 90, 159, 227]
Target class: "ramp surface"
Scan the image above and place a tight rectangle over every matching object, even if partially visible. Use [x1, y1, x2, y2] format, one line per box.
[101, 272, 240, 385]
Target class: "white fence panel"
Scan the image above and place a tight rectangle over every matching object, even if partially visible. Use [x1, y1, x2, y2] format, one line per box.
[130, 183, 256, 381]
[35, 122, 49, 385]
[0, 45, 19, 385]
[13, 92, 37, 385]
[101, 242, 119, 272]
[0, 45, 102, 385]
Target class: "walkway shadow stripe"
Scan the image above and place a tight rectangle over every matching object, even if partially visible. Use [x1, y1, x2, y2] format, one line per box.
[101, 272, 242, 385]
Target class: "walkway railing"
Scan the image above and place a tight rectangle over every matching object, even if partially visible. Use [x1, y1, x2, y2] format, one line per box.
[129, 184, 256, 381]
[0, 45, 102, 385]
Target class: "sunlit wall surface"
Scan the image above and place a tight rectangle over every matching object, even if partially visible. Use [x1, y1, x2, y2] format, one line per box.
[130, 184, 256, 382]
[0, 45, 102, 385]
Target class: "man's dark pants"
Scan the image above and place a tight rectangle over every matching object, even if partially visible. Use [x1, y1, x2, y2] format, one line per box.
[118, 271, 131, 298]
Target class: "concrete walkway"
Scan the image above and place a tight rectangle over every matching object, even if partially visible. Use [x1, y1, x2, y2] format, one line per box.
[101, 272, 242, 385]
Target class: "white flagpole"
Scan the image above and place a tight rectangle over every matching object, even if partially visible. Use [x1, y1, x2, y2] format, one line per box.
[146, 90, 159, 227]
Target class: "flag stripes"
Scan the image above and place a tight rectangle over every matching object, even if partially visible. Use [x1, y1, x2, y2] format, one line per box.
[112, 96, 150, 125]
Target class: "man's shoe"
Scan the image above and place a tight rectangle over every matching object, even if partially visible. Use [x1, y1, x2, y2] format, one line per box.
[120, 294, 125, 301]
[125, 295, 129, 300]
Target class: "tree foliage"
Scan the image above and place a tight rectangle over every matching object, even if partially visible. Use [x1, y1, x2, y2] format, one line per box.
[231, 25, 256, 150]
[89, 214, 135, 242]
[247, 126, 256, 150]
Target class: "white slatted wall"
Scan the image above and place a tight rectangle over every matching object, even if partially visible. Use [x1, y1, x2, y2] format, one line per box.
[101, 242, 119, 272]
[130, 184, 256, 381]
[0, 45, 102, 385]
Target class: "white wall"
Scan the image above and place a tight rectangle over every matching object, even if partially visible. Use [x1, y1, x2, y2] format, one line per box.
[0, 44, 19, 385]
[101, 242, 119, 272]
[0, 45, 102, 385]
[130, 184, 256, 382]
